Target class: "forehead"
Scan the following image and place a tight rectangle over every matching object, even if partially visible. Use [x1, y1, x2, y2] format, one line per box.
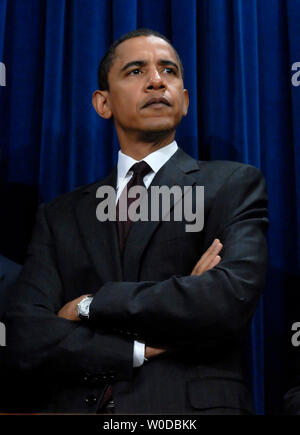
[113, 36, 177, 67]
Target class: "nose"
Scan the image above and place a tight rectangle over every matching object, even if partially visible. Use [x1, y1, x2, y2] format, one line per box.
[146, 67, 165, 90]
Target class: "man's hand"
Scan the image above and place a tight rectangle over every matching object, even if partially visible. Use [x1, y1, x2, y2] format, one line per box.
[57, 294, 92, 321]
[146, 239, 223, 359]
[191, 238, 223, 276]
[145, 345, 168, 359]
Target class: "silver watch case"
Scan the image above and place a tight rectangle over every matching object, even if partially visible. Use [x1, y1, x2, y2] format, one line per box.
[77, 296, 93, 319]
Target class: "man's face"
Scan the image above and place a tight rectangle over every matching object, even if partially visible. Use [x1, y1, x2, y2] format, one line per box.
[100, 36, 189, 135]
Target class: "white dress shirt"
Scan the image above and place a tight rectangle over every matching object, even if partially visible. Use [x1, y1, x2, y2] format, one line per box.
[116, 140, 178, 367]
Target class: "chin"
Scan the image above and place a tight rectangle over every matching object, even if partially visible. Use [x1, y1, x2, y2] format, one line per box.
[140, 119, 176, 132]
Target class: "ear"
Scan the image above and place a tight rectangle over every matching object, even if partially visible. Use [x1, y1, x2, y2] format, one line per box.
[182, 89, 190, 116]
[92, 90, 112, 119]
[182, 88, 189, 117]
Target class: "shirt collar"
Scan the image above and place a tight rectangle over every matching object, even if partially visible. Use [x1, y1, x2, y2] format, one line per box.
[117, 140, 178, 188]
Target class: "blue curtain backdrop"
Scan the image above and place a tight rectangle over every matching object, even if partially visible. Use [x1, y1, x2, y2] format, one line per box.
[0, 0, 299, 414]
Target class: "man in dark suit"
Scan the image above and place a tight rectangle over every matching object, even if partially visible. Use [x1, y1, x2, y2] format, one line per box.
[4, 29, 268, 414]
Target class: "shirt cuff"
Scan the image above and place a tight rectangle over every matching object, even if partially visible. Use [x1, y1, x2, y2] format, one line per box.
[133, 340, 145, 367]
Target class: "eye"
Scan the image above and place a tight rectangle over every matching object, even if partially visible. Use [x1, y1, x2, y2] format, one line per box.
[164, 67, 176, 74]
[128, 68, 141, 75]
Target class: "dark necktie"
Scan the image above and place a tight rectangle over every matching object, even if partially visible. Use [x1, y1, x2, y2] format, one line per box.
[116, 160, 152, 253]
[97, 161, 152, 413]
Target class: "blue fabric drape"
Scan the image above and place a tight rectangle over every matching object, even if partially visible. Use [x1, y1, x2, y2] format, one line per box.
[0, 0, 299, 414]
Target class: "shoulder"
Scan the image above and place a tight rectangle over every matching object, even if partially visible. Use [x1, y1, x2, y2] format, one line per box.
[192, 159, 266, 190]
[32, 180, 102, 230]
[197, 159, 264, 177]
[0, 254, 21, 272]
[41, 177, 109, 215]
[175, 148, 264, 181]
[46, 182, 94, 206]
[0, 254, 22, 283]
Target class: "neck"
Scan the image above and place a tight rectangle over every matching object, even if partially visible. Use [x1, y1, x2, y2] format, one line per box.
[117, 129, 176, 160]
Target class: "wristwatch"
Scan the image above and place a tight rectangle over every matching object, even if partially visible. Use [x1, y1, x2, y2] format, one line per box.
[77, 295, 93, 320]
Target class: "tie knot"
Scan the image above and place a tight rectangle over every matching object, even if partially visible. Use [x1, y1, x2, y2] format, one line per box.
[129, 161, 152, 177]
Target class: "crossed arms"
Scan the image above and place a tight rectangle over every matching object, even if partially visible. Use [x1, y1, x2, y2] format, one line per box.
[57, 238, 224, 359]
[4, 164, 268, 382]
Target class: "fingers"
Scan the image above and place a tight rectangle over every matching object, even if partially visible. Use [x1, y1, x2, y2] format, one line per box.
[200, 238, 222, 271]
[191, 241, 217, 275]
[145, 346, 168, 359]
[203, 241, 222, 270]
[208, 254, 221, 269]
[191, 239, 223, 276]
[152, 349, 167, 357]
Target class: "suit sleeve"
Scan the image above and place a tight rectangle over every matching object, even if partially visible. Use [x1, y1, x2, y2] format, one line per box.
[4, 204, 134, 382]
[89, 165, 269, 349]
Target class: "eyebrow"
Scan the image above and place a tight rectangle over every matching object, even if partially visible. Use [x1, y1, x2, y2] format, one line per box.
[120, 59, 179, 73]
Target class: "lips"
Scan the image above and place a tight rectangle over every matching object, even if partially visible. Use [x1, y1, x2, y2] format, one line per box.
[142, 97, 171, 108]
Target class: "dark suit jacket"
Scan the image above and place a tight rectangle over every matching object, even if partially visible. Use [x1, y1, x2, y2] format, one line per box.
[0, 255, 21, 411]
[4, 148, 268, 414]
[0, 255, 21, 320]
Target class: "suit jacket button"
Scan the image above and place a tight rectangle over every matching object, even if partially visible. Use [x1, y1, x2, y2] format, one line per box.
[83, 372, 91, 382]
[84, 395, 98, 406]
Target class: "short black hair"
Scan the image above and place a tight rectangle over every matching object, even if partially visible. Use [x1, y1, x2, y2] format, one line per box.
[97, 28, 184, 90]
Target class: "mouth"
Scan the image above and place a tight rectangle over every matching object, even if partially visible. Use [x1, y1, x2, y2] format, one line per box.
[142, 97, 171, 109]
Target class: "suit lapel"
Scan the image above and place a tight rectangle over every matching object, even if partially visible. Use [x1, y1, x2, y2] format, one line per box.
[123, 148, 200, 281]
[75, 148, 201, 284]
[75, 167, 123, 283]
